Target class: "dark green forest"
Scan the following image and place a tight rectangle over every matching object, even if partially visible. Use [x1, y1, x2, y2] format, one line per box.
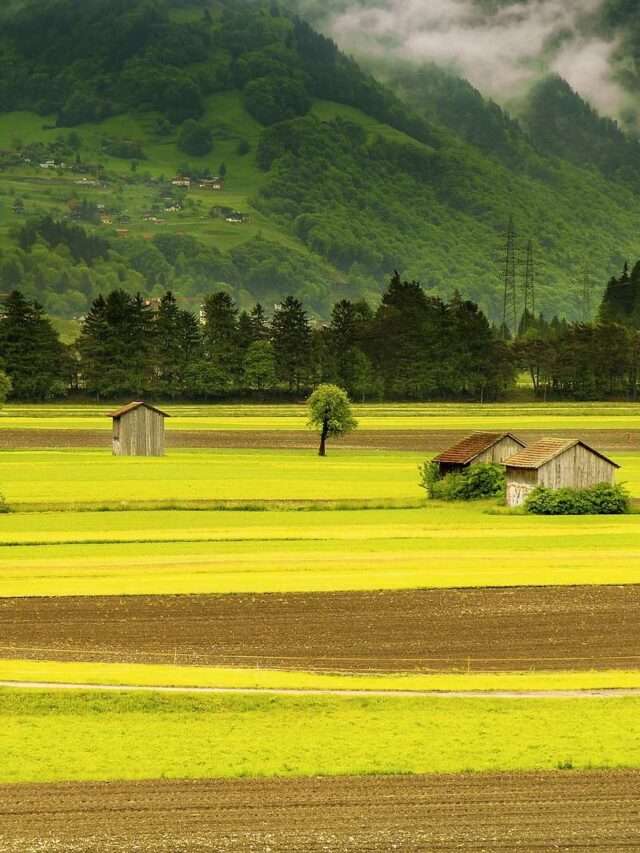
[1, 0, 640, 328]
[3, 267, 640, 402]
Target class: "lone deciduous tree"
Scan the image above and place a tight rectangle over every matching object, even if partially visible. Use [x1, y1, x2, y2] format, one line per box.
[307, 384, 357, 457]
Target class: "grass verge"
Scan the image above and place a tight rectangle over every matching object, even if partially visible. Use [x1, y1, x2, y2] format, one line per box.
[2, 659, 640, 693]
[9, 497, 426, 514]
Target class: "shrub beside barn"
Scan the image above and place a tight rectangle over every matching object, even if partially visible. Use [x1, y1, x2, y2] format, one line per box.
[109, 401, 169, 457]
[432, 432, 526, 477]
[504, 438, 619, 508]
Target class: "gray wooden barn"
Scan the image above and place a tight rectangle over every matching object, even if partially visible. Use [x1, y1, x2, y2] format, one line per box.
[432, 432, 526, 477]
[109, 401, 169, 457]
[504, 438, 619, 508]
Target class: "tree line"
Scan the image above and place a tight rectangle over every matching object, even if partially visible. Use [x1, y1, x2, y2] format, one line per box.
[4, 264, 640, 402]
[0, 273, 513, 401]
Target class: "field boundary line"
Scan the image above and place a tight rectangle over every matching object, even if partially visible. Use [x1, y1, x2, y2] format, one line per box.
[3, 680, 640, 699]
[4, 498, 428, 516]
[3, 645, 640, 667]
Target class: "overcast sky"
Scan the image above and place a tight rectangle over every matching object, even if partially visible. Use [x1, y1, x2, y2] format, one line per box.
[304, 0, 625, 116]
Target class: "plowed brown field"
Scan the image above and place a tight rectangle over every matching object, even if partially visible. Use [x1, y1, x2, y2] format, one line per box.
[0, 428, 637, 450]
[3, 585, 639, 672]
[1, 771, 639, 852]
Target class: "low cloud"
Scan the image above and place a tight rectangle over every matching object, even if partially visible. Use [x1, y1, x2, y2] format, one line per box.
[320, 0, 624, 115]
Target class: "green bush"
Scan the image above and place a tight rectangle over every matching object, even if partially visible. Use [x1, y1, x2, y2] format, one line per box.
[526, 483, 630, 515]
[178, 120, 213, 157]
[418, 461, 441, 498]
[419, 462, 505, 501]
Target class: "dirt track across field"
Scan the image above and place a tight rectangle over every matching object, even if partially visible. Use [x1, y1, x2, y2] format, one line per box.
[0, 427, 638, 450]
[1, 771, 639, 852]
[3, 585, 639, 673]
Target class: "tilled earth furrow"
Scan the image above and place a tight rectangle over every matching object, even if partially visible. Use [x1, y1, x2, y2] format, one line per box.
[2, 585, 639, 673]
[1, 772, 639, 851]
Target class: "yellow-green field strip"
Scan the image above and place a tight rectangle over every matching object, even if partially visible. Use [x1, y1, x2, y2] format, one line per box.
[4, 401, 640, 431]
[1, 449, 638, 506]
[2, 659, 640, 694]
[2, 689, 639, 783]
[1, 505, 639, 597]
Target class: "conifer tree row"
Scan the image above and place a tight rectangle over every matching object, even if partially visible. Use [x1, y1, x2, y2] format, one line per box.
[3, 265, 640, 401]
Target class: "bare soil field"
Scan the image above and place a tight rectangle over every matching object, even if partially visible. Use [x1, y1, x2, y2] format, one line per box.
[0, 428, 638, 450]
[1, 771, 639, 852]
[3, 585, 639, 672]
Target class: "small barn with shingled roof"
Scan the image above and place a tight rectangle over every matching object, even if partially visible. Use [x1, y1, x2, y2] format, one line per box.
[433, 432, 526, 477]
[109, 401, 169, 457]
[504, 438, 619, 508]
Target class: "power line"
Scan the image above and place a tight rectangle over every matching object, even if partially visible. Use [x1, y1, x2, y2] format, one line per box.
[523, 239, 535, 319]
[502, 215, 517, 337]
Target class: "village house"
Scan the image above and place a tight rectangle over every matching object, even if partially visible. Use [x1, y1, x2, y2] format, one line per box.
[504, 438, 619, 508]
[226, 211, 248, 224]
[171, 176, 191, 188]
[109, 401, 169, 457]
[199, 177, 224, 191]
[433, 432, 526, 477]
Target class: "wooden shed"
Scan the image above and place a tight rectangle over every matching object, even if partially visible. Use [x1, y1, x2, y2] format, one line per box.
[109, 401, 169, 457]
[504, 438, 619, 508]
[432, 432, 526, 477]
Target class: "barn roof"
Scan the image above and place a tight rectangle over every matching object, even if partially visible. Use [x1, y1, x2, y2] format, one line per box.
[108, 401, 170, 419]
[433, 432, 525, 465]
[504, 438, 619, 470]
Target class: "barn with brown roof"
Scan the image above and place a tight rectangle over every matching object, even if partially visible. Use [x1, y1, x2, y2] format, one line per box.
[505, 438, 619, 508]
[433, 432, 526, 477]
[108, 401, 169, 457]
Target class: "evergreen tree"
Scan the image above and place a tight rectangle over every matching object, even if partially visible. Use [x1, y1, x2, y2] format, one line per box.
[0, 290, 67, 399]
[201, 291, 240, 391]
[155, 292, 201, 397]
[243, 340, 277, 393]
[271, 296, 312, 391]
[78, 290, 155, 398]
[249, 303, 270, 341]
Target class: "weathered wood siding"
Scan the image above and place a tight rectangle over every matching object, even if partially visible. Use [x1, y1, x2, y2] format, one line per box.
[538, 444, 616, 491]
[113, 407, 165, 456]
[506, 445, 616, 507]
[505, 467, 538, 508]
[476, 436, 524, 465]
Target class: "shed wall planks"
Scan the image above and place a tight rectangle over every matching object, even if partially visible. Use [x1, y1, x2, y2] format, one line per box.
[475, 436, 524, 465]
[506, 444, 616, 507]
[113, 407, 165, 456]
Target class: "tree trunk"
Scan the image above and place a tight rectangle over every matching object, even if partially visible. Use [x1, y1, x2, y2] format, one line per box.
[319, 418, 329, 457]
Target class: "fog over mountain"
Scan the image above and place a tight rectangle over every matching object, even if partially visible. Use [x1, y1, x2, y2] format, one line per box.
[291, 0, 629, 119]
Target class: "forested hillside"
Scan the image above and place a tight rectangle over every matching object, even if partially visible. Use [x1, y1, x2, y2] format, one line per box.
[1, 0, 640, 331]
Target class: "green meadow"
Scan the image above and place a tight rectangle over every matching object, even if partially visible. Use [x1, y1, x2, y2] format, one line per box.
[0, 449, 425, 506]
[0, 446, 637, 597]
[2, 503, 640, 597]
[2, 690, 639, 784]
[0, 448, 638, 509]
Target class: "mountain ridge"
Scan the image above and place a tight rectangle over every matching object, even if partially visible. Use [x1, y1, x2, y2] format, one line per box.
[0, 0, 638, 328]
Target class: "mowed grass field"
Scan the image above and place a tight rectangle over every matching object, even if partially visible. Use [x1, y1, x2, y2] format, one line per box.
[0, 449, 425, 505]
[4, 401, 640, 431]
[3, 690, 640, 784]
[2, 504, 640, 597]
[1, 448, 639, 507]
[0, 448, 638, 596]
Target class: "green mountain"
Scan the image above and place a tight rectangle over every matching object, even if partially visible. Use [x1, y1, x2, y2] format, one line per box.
[0, 0, 639, 330]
